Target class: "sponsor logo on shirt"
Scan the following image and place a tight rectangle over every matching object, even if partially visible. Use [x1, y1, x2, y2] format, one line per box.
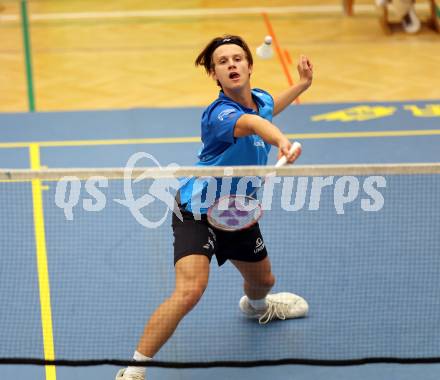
[254, 136, 266, 148]
[217, 108, 237, 121]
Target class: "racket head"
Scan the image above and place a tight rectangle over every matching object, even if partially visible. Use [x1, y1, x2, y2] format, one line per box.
[207, 194, 263, 232]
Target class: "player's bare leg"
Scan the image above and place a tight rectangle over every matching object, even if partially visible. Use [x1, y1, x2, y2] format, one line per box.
[116, 254, 210, 379]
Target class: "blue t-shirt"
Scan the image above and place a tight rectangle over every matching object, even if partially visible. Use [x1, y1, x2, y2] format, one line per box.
[180, 88, 274, 213]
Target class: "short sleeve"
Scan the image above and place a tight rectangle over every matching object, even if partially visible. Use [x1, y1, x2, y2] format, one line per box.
[207, 103, 245, 143]
[252, 88, 274, 122]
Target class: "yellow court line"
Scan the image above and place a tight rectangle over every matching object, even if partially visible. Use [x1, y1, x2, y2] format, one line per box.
[0, 136, 200, 149]
[286, 129, 440, 139]
[29, 143, 57, 380]
[0, 129, 440, 149]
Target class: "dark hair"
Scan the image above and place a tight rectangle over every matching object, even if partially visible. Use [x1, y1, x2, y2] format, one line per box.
[195, 35, 253, 74]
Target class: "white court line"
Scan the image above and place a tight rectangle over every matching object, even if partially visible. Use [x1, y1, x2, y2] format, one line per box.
[0, 4, 382, 22]
[0, 3, 430, 23]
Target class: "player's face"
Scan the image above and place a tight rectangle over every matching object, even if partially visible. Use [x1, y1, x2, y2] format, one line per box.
[211, 44, 252, 90]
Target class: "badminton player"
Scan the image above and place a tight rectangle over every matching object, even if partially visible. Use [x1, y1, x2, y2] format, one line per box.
[117, 34, 313, 380]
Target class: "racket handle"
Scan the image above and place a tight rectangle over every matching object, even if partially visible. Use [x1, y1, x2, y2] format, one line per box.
[275, 141, 302, 167]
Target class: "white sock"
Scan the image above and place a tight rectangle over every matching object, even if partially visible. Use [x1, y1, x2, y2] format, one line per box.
[248, 297, 268, 311]
[124, 351, 151, 377]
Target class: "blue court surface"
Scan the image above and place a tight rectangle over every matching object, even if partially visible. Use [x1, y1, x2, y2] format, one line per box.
[1, 101, 440, 380]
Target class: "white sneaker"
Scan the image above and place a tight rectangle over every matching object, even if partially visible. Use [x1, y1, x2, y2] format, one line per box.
[239, 292, 308, 325]
[402, 7, 421, 34]
[115, 368, 145, 380]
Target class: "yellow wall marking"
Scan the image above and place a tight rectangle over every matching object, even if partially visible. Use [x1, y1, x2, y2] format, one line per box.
[312, 106, 397, 122]
[404, 105, 440, 117]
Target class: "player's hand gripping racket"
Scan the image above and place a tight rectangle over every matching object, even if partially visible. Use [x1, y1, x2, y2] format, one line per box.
[207, 142, 302, 232]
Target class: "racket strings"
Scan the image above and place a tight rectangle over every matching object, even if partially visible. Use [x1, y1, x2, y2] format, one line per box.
[209, 195, 262, 230]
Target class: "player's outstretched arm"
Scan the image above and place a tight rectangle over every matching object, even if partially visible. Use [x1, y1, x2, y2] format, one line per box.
[234, 114, 297, 163]
[273, 55, 313, 117]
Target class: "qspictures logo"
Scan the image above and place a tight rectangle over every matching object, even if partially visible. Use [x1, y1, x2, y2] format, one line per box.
[54, 152, 387, 229]
[54, 152, 182, 229]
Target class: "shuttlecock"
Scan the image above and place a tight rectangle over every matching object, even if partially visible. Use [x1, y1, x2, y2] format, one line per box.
[256, 35, 274, 59]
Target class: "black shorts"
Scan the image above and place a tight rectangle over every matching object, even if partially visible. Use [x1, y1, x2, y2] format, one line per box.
[172, 203, 268, 266]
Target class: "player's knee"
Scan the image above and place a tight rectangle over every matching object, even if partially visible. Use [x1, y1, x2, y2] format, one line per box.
[262, 273, 276, 289]
[175, 282, 207, 311]
[249, 272, 275, 290]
